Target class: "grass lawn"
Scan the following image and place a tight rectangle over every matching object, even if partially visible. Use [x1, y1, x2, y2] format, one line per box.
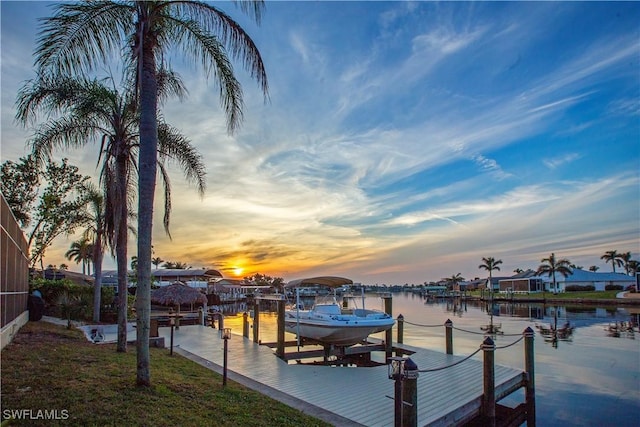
[1, 321, 331, 427]
[468, 290, 625, 300]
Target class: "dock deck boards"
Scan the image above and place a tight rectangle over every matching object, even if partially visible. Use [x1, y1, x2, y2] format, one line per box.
[159, 325, 525, 427]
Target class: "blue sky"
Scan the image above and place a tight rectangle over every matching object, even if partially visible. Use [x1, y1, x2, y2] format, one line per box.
[1, 1, 639, 284]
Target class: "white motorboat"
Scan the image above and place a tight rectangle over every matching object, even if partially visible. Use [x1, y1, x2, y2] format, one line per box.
[284, 276, 395, 347]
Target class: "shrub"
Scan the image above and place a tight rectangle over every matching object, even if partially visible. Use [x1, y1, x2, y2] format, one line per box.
[605, 284, 624, 291]
[565, 285, 595, 292]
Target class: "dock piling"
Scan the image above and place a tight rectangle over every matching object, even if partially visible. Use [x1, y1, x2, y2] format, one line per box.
[243, 312, 249, 338]
[276, 299, 285, 358]
[402, 358, 419, 427]
[445, 319, 453, 355]
[383, 295, 393, 359]
[397, 314, 404, 356]
[252, 301, 260, 343]
[524, 326, 536, 427]
[482, 336, 496, 427]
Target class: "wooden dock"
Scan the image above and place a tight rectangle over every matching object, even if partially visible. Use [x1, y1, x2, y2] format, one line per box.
[159, 325, 529, 427]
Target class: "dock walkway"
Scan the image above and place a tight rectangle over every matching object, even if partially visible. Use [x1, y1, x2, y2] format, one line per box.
[158, 325, 525, 427]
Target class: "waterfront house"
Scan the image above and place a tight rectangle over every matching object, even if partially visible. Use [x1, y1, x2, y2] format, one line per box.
[539, 269, 635, 292]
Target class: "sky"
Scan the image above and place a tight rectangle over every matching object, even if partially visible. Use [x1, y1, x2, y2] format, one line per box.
[1, 1, 639, 285]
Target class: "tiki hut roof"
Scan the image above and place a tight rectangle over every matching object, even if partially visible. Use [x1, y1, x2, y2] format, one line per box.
[151, 281, 207, 306]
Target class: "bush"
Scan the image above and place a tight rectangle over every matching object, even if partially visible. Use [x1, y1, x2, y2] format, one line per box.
[30, 278, 116, 323]
[626, 285, 637, 293]
[565, 285, 595, 292]
[605, 284, 624, 291]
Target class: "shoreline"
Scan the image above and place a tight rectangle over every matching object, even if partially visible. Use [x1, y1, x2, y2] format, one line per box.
[460, 294, 640, 306]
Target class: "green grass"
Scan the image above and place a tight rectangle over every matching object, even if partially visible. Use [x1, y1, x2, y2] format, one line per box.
[1, 321, 331, 427]
[468, 290, 624, 301]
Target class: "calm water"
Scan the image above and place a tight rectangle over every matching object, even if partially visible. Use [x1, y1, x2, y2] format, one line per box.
[222, 293, 640, 427]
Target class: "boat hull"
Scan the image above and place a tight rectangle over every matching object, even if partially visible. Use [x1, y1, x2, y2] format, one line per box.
[285, 310, 395, 346]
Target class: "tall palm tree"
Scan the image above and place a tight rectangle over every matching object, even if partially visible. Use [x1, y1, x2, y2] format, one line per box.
[65, 237, 93, 276]
[478, 257, 503, 296]
[33, 1, 268, 386]
[536, 253, 572, 295]
[17, 74, 205, 352]
[601, 250, 624, 273]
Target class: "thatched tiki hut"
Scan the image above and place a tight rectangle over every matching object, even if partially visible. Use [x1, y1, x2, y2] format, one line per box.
[151, 281, 207, 311]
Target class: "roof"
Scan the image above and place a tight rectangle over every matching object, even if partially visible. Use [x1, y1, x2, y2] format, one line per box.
[151, 269, 222, 279]
[286, 276, 353, 288]
[558, 269, 634, 282]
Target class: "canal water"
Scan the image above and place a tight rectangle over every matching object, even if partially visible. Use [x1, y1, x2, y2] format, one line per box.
[222, 292, 640, 427]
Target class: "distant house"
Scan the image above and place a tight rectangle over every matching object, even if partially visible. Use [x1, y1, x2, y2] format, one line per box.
[541, 269, 635, 292]
[499, 270, 544, 293]
[484, 276, 511, 292]
[151, 269, 222, 289]
[495, 269, 635, 293]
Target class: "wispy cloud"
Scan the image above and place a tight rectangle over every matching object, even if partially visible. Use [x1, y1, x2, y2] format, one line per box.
[543, 153, 582, 169]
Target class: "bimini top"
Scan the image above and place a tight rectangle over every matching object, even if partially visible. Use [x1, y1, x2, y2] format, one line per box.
[285, 276, 353, 288]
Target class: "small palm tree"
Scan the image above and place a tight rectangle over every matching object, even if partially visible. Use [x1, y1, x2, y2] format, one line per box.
[152, 257, 164, 269]
[65, 238, 93, 275]
[601, 250, 624, 273]
[479, 257, 503, 296]
[443, 273, 465, 290]
[536, 253, 572, 295]
[589, 265, 600, 272]
[620, 251, 632, 275]
[627, 260, 639, 276]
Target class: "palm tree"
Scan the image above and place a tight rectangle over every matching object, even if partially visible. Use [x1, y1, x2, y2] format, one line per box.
[601, 250, 624, 273]
[589, 265, 600, 272]
[17, 74, 205, 352]
[79, 184, 108, 323]
[536, 253, 572, 295]
[620, 251, 632, 275]
[33, 1, 268, 387]
[152, 257, 164, 269]
[65, 237, 93, 275]
[627, 260, 639, 276]
[479, 257, 503, 296]
[443, 273, 465, 290]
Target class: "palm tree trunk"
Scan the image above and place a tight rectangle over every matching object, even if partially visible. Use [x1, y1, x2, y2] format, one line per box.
[92, 233, 103, 323]
[136, 40, 158, 387]
[116, 157, 128, 352]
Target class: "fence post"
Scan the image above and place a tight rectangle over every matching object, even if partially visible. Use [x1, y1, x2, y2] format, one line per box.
[445, 319, 453, 355]
[198, 307, 204, 326]
[402, 358, 419, 427]
[482, 336, 496, 427]
[524, 326, 536, 427]
[243, 312, 249, 338]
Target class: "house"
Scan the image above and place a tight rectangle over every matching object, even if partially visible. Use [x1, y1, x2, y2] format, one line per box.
[499, 270, 544, 293]
[542, 269, 635, 292]
[151, 268, 222, 288]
